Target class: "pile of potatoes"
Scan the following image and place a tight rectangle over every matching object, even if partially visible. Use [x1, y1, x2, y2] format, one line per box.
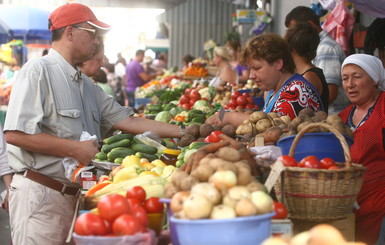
[165, 145, 274, 220]
[236, 109, 354, 146]
[179, 123, 237, 147]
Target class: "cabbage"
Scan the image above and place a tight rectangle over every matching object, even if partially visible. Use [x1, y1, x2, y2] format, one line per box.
[154, 111, 173, 123]
[193, 100, 211, 113]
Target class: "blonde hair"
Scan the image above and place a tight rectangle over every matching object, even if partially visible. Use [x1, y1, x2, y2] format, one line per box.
[214, 46, 232, 61]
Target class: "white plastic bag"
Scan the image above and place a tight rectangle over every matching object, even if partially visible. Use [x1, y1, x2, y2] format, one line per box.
[62, 131, 98, 181]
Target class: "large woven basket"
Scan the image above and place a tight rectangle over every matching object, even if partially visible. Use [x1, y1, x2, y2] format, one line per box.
[274, 122, 366, 221]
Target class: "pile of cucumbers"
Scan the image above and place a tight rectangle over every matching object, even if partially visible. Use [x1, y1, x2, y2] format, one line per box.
[94, 134, 159, 164]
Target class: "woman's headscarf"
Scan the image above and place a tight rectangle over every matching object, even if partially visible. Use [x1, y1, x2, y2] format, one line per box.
[342, 54, 385, 91]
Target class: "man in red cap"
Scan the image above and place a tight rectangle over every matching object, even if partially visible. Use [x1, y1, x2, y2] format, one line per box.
[4, 3, 183, 244]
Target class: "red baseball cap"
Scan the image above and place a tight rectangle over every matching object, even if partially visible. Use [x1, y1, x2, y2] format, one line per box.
[49, 3, 111, 31]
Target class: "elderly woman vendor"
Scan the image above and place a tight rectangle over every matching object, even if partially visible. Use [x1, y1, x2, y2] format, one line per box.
[338, 54, 385, 244]
[207, 33, 325, 126]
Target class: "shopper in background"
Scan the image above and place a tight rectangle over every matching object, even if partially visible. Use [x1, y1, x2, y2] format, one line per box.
[338, 54, 385, 244]
[105, 63, 125, 105]
[285, 21, 329, 113]
[4, 3, 182, 244]
[0, 125, 12, 212]
[125, 49, 162, 107]
[208, 46, 238, 90]
[142, 56, 157, 75]
[153, 52, 168, 70]
[180, 54, 195, 72]
[226, 40, 250, 84]
[207, 33, 324, 126]
[285, 6, 348, 114]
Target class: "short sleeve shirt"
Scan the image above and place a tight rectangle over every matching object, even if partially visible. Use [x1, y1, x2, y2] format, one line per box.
[4, 49, 133, 184]
[125, 60, 145, 92]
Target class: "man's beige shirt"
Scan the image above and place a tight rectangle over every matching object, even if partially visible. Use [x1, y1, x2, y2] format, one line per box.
[4, 49, 133, 184]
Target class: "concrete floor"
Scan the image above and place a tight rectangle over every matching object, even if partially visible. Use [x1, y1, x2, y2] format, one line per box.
[0, 178, 11, 245]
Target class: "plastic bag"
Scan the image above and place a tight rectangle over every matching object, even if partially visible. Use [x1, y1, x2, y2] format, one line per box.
[73, 229, 157, 245]
[249, 145, 282, 168]
[62, 131, 97, 181]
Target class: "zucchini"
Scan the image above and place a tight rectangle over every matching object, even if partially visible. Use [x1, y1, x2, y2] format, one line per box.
[114, 158, 124, 164]
[95, 152, 107, 160]
[102, 139, 131, 153]
[131, 143, 158, 155]
[103, 134, 133, 145]
[107, 148, 135, 162]
[140, 152, 158, 162]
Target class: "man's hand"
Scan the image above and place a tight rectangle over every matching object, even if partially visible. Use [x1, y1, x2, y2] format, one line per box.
[73, 140, 100, 165]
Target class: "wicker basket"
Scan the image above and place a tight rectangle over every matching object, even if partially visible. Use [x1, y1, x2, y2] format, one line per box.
[274, 122, 366, 221]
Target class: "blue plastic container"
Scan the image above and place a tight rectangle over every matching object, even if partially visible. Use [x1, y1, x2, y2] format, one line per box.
[277, 132, 354, 162]
[170, 212, 275, 245]
[237, 89, 252, 94]
[252, 97, 265, 109]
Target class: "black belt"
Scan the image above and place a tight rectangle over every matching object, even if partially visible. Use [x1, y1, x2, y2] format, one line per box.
[22, 169, 80, 196]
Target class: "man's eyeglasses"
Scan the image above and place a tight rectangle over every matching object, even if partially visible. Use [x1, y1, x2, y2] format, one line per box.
[73, 26, 97, 38]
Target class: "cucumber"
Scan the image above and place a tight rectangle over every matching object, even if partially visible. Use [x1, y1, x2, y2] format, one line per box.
[110, 147, 131, 152]
[131, 143, 158, 155]
[114, 158, 124, 164]
[103, 134, 133, 145]
[95, 152, 107, 160]
[107, 148, 135, 162]
[132, 137, 145, 145]
[140, 152, 158, 162]
[101, 139, 131, 153]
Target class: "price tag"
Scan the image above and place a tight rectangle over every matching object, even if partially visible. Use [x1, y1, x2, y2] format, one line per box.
[264, 160, 285, 192]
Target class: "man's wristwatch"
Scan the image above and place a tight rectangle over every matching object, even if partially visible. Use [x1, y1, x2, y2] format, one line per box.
[180, 124, 186, 137]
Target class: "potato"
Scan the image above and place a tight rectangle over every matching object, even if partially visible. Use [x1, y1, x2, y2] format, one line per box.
[298, 108, 315, 117]
[179, 133, 196, 147]
[313, 111, 328, 122]
[237, 167, 253, 185]
[326, 115, 343, 125]
[217, 161, 238, 175]
[249, 111, 268, 123]
[171, 171, 189, 189]
[222, 124, 237, 138]
[164, 183, 179, 198]
[236, 121, 255, 135]
[280, 115, 291, 125]
[191, 164, 215, 182]
[216, 146, 241, 162]
[272, 118, 285, 126]
[179, 175, 199, 191]
[260, 126, 283, 144]
[288, 117, 303, 131]
[199, 123, 214, 137]
[186, 124, 200, 138]
[267, 112, 279, 119]
[255, 119, 272, 133]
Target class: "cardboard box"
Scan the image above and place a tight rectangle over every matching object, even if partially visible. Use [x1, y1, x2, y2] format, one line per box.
[292, 213, 355, 241]
[271, 219, 293, 237]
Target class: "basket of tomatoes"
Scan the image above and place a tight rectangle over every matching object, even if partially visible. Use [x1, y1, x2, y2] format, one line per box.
[274, 122, 366, 221]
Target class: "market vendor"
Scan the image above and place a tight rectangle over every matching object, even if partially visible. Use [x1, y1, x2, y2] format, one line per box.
[3, 3, 183, 245]
[207, 33, 325, 127]
[338, 54, 385, 244]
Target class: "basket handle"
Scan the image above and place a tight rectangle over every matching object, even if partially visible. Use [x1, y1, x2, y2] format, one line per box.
[288, 122, 352, 168]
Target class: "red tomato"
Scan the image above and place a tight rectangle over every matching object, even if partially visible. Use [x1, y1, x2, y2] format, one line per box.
[126, 186, 146, 203]
[189, 98, 198, 106]
[179, 94, 190, 105]
[181, 103, 191, 110]
[204, 136, 211, 143]
[112, 214, 144, 235]
[246, 97, 254, 105]
[236, 95, 248, 106]
[184, 88, 192, 95]
[272, 201, 288, 219]
[227, 99, 236, 108]
[231, 91, 241, 100]
[245, 104, 254, 110]
[131, 205, 148, 226]
[277, 155, 297, 167]
[127, 198, 144, 209]
[97, 194, 131, 223]
[74, 212, 109, 236]
[320, 157, 336, 169]
[299, 155, 321, 169]
[242, 92, 250, 97]
[208, 131, 223, 143]
[144, 197, 164, 213]
[189, 90, 201, 100]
